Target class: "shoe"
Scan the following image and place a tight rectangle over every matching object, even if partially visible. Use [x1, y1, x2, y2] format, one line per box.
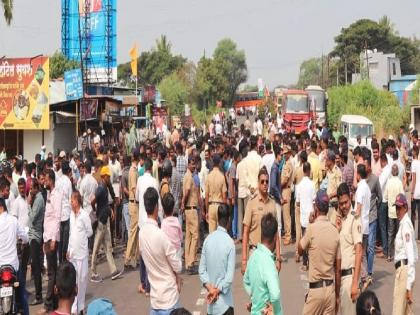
[299, 265, 308, 272]
[376, 252, 385, 258]
[295, 254, 300, 263]
[361, 276, 373, 292]
[111, 269, 124, 280]
[29, 298, 43, 306]
[90, 274, 103, 283]
[187, 266, 198, 275]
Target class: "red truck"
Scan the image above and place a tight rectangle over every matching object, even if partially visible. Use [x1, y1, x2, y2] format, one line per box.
[281, 89, 313, 134]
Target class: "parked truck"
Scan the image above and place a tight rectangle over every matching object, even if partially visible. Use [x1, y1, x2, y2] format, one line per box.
[281, 89, 313, 134]
[305, 85, 328, 128]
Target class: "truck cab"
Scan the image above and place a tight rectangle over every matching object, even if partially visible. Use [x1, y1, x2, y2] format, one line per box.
[340, 115, 374, 149]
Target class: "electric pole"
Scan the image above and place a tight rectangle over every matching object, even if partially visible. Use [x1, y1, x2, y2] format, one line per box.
[365, 41, 370, 80]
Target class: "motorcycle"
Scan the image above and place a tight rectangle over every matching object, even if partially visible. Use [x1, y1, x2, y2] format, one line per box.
[0, 265, 19, 315]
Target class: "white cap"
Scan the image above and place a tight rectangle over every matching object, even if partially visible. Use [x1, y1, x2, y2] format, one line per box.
[59, 150, 66, 158]
[388, 135, 394, 140]
[87, 128, 92, 134]
[41, 145, 46, 150]
[409, 123, 414, 130]
[83, 132, 87, 137]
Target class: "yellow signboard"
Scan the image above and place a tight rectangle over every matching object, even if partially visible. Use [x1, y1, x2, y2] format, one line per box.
[0, 57, 49, 129]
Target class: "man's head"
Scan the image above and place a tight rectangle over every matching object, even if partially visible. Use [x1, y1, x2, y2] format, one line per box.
[17, 178, 26, 198]
[380, 152, 388, 169]
[144, 157, 153, 173]
[187, 155, 196, 173]
[391, 164, 399, 177]
[258, 168, 269, 195]
[144, 187, 159, 217]
[217, 204, 230, 229]
[54, 261, 77, 304]
[249, 135, 257, 151]
[260, 213, 278, 251]
[0, 197, 7, 213]
[44, 169, 55, 191]
[325, 150, 336, 169]
[394, 193, 408, 221]
[357, 164, 367, 182]
[100, 165, 111, 184]
[371, 142, 380, 161]
[71, 191, 82, 213]
[162, 192, 175, 217]
[62, 160, 71, 177]
[30, 178, 40, 197]
[273, 144, 282, 161]
[303, 162, 311, 177]
[337, 183, 351, 217]
[315, 190, 329, 215]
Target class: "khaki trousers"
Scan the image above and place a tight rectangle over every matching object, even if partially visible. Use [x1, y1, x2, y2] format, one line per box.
[303, 284, 335, 315]
[91, 219, 117, 275]
[392, 265, 414, 315]
[282, 188, 291, 241]
[275, 202, 282, 237]
[295, 203, 301, 254]
[185, 209, 199, 269]
[124, 202, 139, 267]
[340, 275, 356, 315]
[208, 204, 219, 233]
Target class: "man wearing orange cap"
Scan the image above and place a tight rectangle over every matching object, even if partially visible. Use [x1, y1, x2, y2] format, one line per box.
[90, 166, 123, 283]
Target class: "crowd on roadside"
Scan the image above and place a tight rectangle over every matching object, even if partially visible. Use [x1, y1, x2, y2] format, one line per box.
[0, 111, 418, 315]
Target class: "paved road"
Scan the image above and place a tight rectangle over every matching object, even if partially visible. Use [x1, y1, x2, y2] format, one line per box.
[28, 240, 419, 314]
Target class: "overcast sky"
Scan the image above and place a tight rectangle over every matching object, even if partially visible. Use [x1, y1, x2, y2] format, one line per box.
[1, 0, 420, 87]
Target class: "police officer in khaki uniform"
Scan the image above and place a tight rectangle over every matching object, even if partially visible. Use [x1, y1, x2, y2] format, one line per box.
[181, 155, 201, 274]
[299, 190, 341, 315]
[392, 193, 417, 315]
[205, 154, 227, 233]
[336, 183, 362, 315]
[281, 145, 294, 245]
[241, 168, 281, 275]
[326, 150, 342, 224]
[125, 151, 139, 268]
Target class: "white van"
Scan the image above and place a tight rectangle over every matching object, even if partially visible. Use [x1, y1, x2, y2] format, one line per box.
[340, 115, 374, 149]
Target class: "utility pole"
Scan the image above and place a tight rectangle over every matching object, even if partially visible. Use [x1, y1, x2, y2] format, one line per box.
[326, 55, 330, 88]
[344, 58, 348, 85]
[321, 53, 324, 88]
[365, 41, 370, 80]
[336, 67, 339, 86]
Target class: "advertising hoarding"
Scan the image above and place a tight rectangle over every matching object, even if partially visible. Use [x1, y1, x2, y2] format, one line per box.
[64, 68, 83, 100]
[0, 57, 49, 129]
[80, 99, 98, 121]
[62, 0, 117, 83]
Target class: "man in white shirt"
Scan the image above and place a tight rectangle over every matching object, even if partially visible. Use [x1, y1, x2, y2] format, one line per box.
[0, 196, 29, 315]
[135, 157, 162, 295]
[56, 161, 73, 263]
[256, 117, 263, 136]
[410, 145, 420, 240]
[139, 187, 182, 313]
[261, 140, 275, 186]
[11, 178, 30, 282]
[355, 164, 372, 284]
[68, 191, 92, 315]
[244, 136, 262, 196]
[295, 162, 315, 270]
[78, 162, 98, 215]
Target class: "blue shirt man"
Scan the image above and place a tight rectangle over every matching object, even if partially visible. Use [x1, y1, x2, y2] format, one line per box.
[199, 205, 235, 315]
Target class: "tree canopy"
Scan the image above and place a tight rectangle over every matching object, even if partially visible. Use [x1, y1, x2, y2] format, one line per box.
[118, 35, 186, 86]
[1, 0, 13, 25]
[49, 51, 79, 79]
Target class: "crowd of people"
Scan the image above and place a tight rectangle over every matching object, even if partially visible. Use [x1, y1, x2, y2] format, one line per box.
[0, 112, 418, 315]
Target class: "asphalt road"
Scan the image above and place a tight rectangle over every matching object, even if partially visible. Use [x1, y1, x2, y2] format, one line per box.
[28, 239, 420, 315]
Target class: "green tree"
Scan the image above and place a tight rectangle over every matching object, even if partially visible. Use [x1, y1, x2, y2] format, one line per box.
[158, 71, 189, 116]
[117, 35, 186, 86]
[297, 57, 322, 88]
[49, 51, 79, 79]
[1, 0, 13, 25]
[212, 38, 247, 106]
[242, 84, 258, 92]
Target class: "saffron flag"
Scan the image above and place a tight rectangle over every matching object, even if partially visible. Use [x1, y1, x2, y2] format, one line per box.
[129, 44, 138, 77]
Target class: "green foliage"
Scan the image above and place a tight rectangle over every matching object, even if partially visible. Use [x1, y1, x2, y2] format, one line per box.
[195, 38, 247, 110]
[327, 81, 410, 136]
[158, 63, 196, 116]
[410, 75, 420, 104]
[242, 84, 258, 92]
[297, 57, 322, 88]
[331, 17, 420, 82]
[118, 35, 186, 86]
[49, 51, 79, 79]
[1, 0, 13, 25]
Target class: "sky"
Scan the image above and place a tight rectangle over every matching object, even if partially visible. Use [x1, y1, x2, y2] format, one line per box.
[1, 0, 420, 88]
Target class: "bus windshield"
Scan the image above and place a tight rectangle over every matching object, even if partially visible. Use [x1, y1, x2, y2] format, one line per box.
[285, 94, 308, 113]
[349, 124, 373, 138]
[307, 90, 325, 112]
